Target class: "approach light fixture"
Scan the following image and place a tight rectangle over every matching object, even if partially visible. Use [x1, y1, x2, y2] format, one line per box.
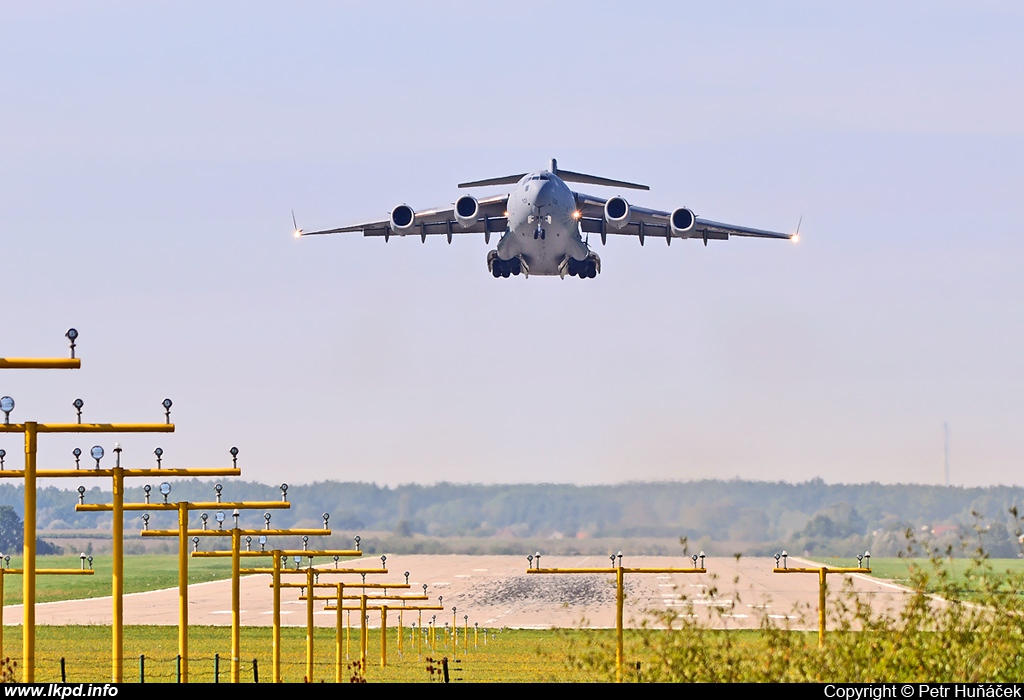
[0, 449, 5, 470]
[162, 399, 172, 424]
[77, 486, 86, 505]
[229, 446, 238, 468]
[404, 571, 410, 585]
[380, 555, 386, 569]
[79, 553, 87, 570]
[66, 328, 79, 358]
[353, 535, 360, 551]
[258, 534, 267, 552]
[142, 514, 150, 531]
[782, 551, 789, 569]
[302, 536, 309, 551]
[232, 509, 239, 528]
[90, 445, 104, 469]
[263, 512, 271, 529]
[280, 483, 288, 501]
[245, 536, 251, 552]
[215, 511, 225, 529]
[113, 443, 121, 468]
[73, 398, 83, 423]
[192, 537, 199, 553]
[154, 448, 163, 467]
[200, 513, 208, 530]
[617, 551, 623, 568]
[214, 484, 222, 503]
[73, 447, 81, 469]
[699, 551, 706, 568]
[322, 512, 329, 529]
[0, 396, 14, 425]
[143, 485, 151, 504]
[864, 551, 871, 568]
[159, 482, 171, 503]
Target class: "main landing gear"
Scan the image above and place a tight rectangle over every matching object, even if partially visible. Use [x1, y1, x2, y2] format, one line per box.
[487, 250, 529, 278]
[559, 253, 601, 279]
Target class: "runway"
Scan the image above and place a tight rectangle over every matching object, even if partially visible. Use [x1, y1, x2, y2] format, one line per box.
[3, 555, 915, 631]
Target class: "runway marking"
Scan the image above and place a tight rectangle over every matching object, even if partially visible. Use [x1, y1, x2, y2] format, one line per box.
[211, 610, 246, 615]
[472, 569, 488, 572]
[262, 611, 295, 615]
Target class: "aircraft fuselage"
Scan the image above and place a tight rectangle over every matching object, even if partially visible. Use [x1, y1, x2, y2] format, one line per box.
[495, 171, 592, 277]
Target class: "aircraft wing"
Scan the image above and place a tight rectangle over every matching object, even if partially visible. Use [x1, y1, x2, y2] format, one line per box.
[574, 193, 793, 244]
[300, 194, 509, 241]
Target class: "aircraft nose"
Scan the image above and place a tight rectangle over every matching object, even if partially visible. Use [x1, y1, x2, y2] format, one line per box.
[532, 180, 556, 209]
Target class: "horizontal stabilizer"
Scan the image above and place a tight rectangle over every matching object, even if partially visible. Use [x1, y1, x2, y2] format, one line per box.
[458, 159, 650, 191]
[554, 168, 649, 191]
[458, 173, 527, 189]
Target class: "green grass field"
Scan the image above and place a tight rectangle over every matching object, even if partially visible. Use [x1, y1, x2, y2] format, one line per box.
[0, 555, 233, 605]
[816, 556, 1024, 596]
[0, 625, 613, 683]
[1, 556, 1022, 682]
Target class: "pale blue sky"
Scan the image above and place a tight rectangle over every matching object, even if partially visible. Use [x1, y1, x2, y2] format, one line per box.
[2, 2, 1022, 487]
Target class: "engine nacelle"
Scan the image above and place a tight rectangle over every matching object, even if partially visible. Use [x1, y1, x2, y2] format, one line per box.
[670, 207, 695, 238]
[604, 196, 631, 230]
[390, 204, 416, 235]
[454, 195, 479, 229]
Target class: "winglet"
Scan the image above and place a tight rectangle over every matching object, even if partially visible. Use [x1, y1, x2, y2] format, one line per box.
[792, 215, 802, 243]
[292, 210, 303, 238]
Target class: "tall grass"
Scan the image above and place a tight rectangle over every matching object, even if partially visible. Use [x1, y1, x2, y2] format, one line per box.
[568, 508, 1024, 682]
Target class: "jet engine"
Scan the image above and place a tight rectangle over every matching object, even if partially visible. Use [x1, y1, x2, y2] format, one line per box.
[389, 204, 416, 235]
[454, 195, 479, 228]
[604, 196, 631, 230]
[670, 207, 695, 238]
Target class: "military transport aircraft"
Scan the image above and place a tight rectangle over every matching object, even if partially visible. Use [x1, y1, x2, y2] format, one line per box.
[296, 159, 796, 279]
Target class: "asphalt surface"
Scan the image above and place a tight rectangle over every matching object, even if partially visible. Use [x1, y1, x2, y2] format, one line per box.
[4, 555, 914, 630]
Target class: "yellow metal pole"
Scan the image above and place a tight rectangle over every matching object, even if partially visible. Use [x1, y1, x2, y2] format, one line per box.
[452, 608, 457, 650]
[22, 423, 36, 683]
[818, 567, 827, 649]
[273, 552, 281, 683]
[346, 610, 351, 661]
[177, 503, 189, 683]
[231, 527, 240, 683]
[360, 594, 368, 673]
[111, 466, 124, 683]
[0, 569, 4, 658]
[0, 358, 80, 369]
[380, 605, 388, 668]
[397, 608, 403, 656]
[418, 611, 422, 658]
[335, 583, 343, 683]
[464, 616, 468, 655]
[306, 565, 314, 682]
[616, 565, 624, 684]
